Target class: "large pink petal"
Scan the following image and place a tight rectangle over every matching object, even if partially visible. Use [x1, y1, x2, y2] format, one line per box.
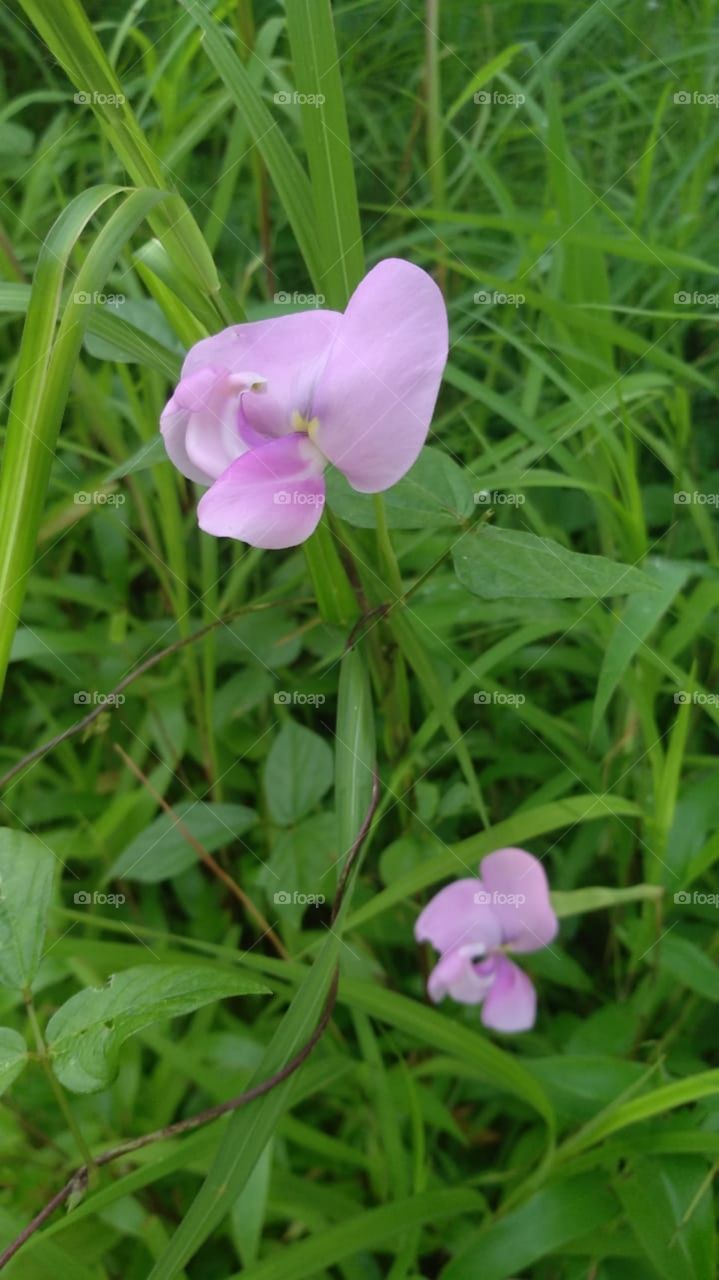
[414, 879, 502, 956]
[184, 311, 341, 439]
[479, 847, 558, 954]
[197, 433, 326, 549]
[480, 956, 537, 1033]
[311, 259, 448, 492]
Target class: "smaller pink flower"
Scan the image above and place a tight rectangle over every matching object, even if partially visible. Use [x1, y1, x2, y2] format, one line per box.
[159, 259, 448, 549]
[414, 848, 558, 1033]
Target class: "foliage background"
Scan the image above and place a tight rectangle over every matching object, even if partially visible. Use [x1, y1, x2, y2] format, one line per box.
[0, 0, 718, 1276]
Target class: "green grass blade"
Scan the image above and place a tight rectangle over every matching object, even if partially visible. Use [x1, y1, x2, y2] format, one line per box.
[0, 186, 168, 695]
[182, 0, 323, 289]
[18, 0, 221, 305]
[285, 0, 364, 306]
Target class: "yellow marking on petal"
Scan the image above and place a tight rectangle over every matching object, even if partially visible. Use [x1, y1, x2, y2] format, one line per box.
[291, 410, 320, 439]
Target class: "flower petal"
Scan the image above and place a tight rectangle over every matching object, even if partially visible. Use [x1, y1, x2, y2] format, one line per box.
[160, 367, 266, 485]
[414, 879, 502, 955]
[197, 433, 326, 549]
[479, 847, 558, 954]
[427, 949, 495, 1005]
[161, 368, 233, 484]
[480, 956, 537, 1032]
[185, 311, 341, 440]
[312, 259, 448, 492]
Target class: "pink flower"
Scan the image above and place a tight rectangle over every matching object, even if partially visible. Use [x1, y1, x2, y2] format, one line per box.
[160, 259, 448, 549]
[415, 848, 558, 1033]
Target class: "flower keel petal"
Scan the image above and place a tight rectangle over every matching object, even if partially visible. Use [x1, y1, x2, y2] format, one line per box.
[480, 956, 537, 1032]
[197, 434, 326, 549]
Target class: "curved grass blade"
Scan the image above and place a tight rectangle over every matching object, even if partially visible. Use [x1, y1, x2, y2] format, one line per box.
[0, 186, 169, 695]
[231, 1188, 483, 1280]
[285, 0, 364, 306]
[181, 0, 323, 290]
[18, 0, 221, 304]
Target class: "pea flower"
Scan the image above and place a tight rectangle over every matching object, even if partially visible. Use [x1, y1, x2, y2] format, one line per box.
[160, 259, 448, 549]
[415, 848, 558, 1033]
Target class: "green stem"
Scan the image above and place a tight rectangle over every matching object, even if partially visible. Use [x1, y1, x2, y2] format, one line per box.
[373, 494, 403, 596]
[24, 992, 97, 1177]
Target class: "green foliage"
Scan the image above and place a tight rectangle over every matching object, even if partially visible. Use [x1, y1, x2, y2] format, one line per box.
[46, 964, 270, 1093]
[0, 829, 55, 990]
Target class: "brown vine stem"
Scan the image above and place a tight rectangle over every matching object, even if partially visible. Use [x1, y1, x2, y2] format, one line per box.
[0, 600, 312, 794]
[112, 743, 289, 961]
[0, 771, 380, 1272]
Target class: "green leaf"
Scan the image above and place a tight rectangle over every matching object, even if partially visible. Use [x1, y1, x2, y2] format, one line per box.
[0, 828, 56, 990]
[441, 1174, 617, 1280]
[592, 559, 688, 733]
[108, 802, 257, 883]
[260, 814, 336, 927]
[389, 609, 487, 824]
[445, 43, 525, 121]
[285, 0, 364, 306]
[183, 0, 322, 289]
[326, 447, 475, 529]
[264, 721, 333, 826]
[147, 928, 340, 1279]
[335, 647, 375, 865]
[0, 1027, 28, 1096]
[348, 792, 642, 929]
[46, 964, 270, 1093]
[552, 883, 663, 917]
[18, 0, 221, 298]
[302, 519, 359, 625]
[229, 1139, 274, 1269]
[343, 978, 554, 1128]
[0, 186, 169, 697]
[453, 527, 660, 599]
[231, 1188, 482, 1280]
[525, 1054, 646, 1123]
[614, 1156, 716, 1280]
[558, 1070, 719, 1160]
[658, 934, 719, 1002]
